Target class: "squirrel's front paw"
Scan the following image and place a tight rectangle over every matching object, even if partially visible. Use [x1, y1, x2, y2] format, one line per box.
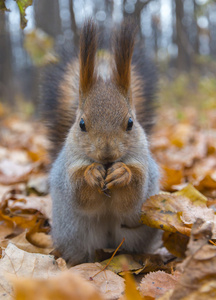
[105, 162, 132, 190]
[84, 163, 106, 190]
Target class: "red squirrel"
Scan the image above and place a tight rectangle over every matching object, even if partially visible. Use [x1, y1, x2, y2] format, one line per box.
[42, 20, 160, 265]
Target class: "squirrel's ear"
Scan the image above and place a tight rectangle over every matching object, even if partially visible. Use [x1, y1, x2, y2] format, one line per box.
[113, 20, 137, 95]
[79, 20, 97, 96]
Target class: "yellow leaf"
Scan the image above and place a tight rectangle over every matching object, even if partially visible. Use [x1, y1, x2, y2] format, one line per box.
[124, 272, 143, 300]
[174, 184, 207, 205]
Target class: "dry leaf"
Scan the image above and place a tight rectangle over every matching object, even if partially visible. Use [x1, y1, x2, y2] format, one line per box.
[0, 159, 36, 185]
[100, 254, 143, 274]
[26, 231, 53, 249]
[168, 220, 216, 299]
[0, 231, 53, 255]
[7, 194, 52, 220]
[13, 271, 104, 300]
[139, 271, 181, 299]
[0, 243, 60, 299]
[162, 232, 189, 258]
[70, 263, 125, 300]
[141, 185, 216, 238]
[124, 272, 143, 300]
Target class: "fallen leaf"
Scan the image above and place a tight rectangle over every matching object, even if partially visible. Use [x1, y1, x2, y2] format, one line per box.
[6, 194, 52, 220]
[141, 185, 216, 238]
[181, 280, 216, 300]
[0, 231, 53, 255]
[124, 272, 143, 300]
[139, 271, 181, 299]
[168, 220, 216, 299]
[161, 165, 183, 191]
[100, 254, 143, 275]
[70, 263, 125, 300]
[27, 174, 49, 195]
[0, 243, 60, 299]
[162, 232, 188, 258]
[26, 231, 53, 249]
[13, 271, 104, 300]
[0, 159, 37, 185]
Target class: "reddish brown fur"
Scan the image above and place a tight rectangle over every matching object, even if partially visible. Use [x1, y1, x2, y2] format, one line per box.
[70, 162, 144, 214]
[79, 20, 97, 96]
[112, 20, 137, 95]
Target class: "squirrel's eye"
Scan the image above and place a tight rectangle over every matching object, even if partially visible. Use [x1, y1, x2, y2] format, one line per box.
[80, 118, 86, 132]
[126, 117, 133, 131]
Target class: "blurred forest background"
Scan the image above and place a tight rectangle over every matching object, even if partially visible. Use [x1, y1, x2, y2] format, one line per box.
[0, 0, 216, 117]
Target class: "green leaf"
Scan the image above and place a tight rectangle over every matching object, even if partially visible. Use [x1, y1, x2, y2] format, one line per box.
[15, 0, 33, 29]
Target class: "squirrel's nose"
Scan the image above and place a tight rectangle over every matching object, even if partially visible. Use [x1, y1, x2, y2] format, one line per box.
[98, 143, 116, 162]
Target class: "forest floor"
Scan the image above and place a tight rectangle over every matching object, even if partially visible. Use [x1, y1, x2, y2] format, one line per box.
[0, 93, 216, 299]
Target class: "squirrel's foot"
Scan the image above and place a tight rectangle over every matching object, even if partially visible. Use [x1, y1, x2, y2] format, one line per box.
[84, 163, 106, 191]
[105, 162, 132, 190]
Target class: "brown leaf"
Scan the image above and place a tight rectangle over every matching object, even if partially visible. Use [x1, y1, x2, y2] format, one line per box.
[13, 270, 104, 300]
[140, 185, 216, 238]
[0, 231, 53, 255]
[168, 220, 216, 299]
[0, 159, 36, 185]
[70, 263, 125, 300]
[26, 231, 53, 249]
[7, 194, 52, 220]
[0, 243, 60, 299]
[139, 271, 181, 299]
[162, 232, 189, 258]
[161, 165, 183, 191]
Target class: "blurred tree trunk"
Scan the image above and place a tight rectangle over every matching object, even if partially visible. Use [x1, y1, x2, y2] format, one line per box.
[0, 13, 14, 104]
[175, 0, 191, 71]
[123, 0, 152, 41]
[193, 0, 199, 55]
[152, 15, 160, 59]
[69, 0, 79, 48]
[34, 0, 62, 37]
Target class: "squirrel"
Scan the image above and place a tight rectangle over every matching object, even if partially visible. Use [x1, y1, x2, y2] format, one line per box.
[41, 19, 160, 265]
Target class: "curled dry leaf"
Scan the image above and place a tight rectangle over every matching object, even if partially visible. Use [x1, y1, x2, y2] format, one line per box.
[27, 174, 49, 195]
[70, 263, 125, 300]
[7, 194, 52, 220]
[167, 220, 216, 300]
[0, 231, 53, 255]
[13, 270, 104, 300]
[0, 243, 60, 299]
[26, 231, 53, 249]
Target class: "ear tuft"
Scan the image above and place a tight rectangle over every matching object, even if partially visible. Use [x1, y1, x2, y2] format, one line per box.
[79, 19, 97, 95]
[113, 19, 137, 93]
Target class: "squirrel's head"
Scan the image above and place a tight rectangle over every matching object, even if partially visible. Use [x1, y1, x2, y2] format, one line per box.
[70, 20, 144, 164]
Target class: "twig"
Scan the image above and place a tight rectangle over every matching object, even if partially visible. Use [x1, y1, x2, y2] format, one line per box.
[209, 240, 216, 246]
[90, 237, 125, 280]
